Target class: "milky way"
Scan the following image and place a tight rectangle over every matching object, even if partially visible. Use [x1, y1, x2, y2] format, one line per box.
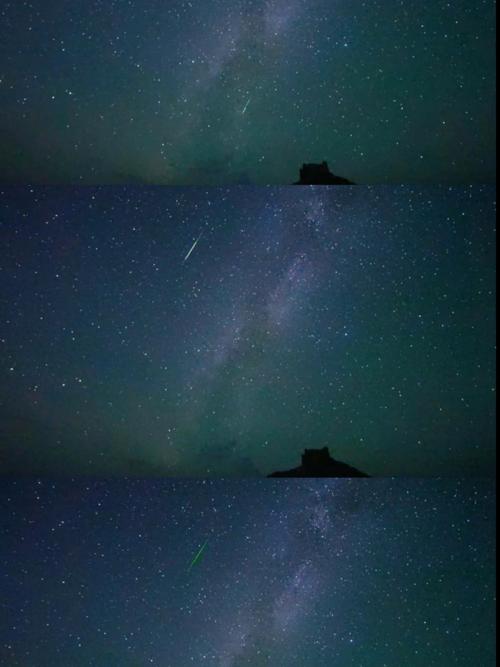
[0, 185, 495, 476]
[0, 0, 496, 184]
[0, 478, 495, 665]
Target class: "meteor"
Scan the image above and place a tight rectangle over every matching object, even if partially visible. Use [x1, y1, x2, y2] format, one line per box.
[241, 97, 251, 114]
[183, 231, 203, 263]
[188, 539, 208, 572]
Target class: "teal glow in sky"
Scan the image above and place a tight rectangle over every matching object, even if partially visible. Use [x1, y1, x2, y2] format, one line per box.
[0, 185, 496, 476]
[0, 0, 496, 184]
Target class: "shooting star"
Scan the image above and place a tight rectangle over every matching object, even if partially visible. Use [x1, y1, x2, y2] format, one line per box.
[241, 96, 251, 115]
[183, 231, 203, 263]
[187, 539, 208, 572]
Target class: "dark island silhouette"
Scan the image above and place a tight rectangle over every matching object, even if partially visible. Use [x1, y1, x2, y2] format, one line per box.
[294, 161, 354, 185]
[268, 447, 369, 477]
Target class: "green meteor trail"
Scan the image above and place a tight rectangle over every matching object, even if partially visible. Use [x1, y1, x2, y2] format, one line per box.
[188, 539, 208, 572]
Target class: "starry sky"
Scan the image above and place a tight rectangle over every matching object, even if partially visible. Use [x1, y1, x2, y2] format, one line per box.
[0, 0, 496, 185]
[0, 185, 496, 477]
[0, 478, 496, 666]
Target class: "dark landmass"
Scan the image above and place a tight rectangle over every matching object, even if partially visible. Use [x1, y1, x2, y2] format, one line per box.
[268, 447, 369, 477]
[294, 162, 354, 185]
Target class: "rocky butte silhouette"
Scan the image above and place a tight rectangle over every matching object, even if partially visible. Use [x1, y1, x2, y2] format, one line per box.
[268, 447, 369, 477]
[294, 161, 354, 185]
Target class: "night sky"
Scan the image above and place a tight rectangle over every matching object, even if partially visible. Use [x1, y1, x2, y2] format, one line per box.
[0, 478, 496, 666]
[0, 185, 496, 477]
[0, 0, 496, 185]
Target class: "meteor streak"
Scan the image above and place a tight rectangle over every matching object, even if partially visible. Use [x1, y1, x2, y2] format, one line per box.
[183, 232, 203, 263]
[188, 539, 208, 572]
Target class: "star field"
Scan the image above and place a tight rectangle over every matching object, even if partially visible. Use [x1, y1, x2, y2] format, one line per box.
[0, 185, 496, 476]
[0, 0, 496, 184]
[0, 478, 495, 666]
[0, 4, 496, 666]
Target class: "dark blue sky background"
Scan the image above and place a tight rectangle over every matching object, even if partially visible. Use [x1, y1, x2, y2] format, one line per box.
[0, 0, 496, 184]
[0, 478, 496, 666]
[0, 185, 496, 476]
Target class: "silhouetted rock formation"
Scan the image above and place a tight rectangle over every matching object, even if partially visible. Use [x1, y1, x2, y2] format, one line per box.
[268, 447, 369, 477]
[294, 161, 354, 185]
